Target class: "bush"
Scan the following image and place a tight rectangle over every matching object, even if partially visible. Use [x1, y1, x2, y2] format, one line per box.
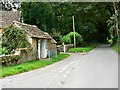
[61, 32, 83, 45]
[61, 36, 71, 44]
[108, 39, 113, 45]
[2, 26, 31, 54]
[0, 47, 9, 55]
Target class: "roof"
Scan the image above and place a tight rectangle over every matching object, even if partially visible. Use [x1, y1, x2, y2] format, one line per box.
[0, 11, 21, 28]
[13, 21, 52, 39]
[50, 39, 57, 44]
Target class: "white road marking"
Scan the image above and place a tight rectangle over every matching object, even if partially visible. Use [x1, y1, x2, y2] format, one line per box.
[58, 70, 63, 73]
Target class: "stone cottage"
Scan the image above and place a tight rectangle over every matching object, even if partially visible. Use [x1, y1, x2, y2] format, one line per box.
[0, 11, 57, 65]
[13, 21, 57, 59]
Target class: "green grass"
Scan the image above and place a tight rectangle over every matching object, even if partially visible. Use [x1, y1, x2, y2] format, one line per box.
[68, 43, 100, 53]
[68, 47, 95, 53]
[112, 38, 120, 54]
[0, 54, 69, 78]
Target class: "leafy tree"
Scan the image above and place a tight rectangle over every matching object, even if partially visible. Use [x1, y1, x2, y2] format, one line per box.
[107, 2, 120, 44]
[21, 2, 54, 33]
[21, 2, 113, 44]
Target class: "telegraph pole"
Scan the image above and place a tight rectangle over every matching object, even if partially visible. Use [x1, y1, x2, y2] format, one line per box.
[72, 16, 76, 48]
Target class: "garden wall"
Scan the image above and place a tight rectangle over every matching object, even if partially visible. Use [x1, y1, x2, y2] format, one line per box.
[0, 48, 37, 66]
[57, 44, 73, 52]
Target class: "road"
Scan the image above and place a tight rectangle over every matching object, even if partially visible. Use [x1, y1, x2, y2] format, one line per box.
[1, 44, 118, 88]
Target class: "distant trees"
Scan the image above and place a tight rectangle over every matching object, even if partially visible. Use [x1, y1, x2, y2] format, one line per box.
[1, 0, 21, 11]
[21, 2, 115, 44]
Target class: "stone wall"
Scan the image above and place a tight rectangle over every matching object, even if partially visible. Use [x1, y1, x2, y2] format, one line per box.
[48, 40, 57, 50]
[0, 48, 37, 66]
[57, 44, 73, 52]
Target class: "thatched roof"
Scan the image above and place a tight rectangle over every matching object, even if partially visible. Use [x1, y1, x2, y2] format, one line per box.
[13, 21, 52, 39]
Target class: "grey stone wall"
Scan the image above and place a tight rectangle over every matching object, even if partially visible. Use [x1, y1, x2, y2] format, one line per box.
[57, 44, 73, 52]
[0, 48, 37, 66]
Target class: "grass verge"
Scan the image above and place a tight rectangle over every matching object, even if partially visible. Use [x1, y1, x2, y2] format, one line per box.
[68, 43, 100, 53]
[0, 54, 69, 78]
[112, 38, 120, 54]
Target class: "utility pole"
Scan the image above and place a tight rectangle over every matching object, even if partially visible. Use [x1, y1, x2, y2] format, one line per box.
[72, 16, 76, 48]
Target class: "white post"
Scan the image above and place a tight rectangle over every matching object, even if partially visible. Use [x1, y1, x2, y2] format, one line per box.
[63, 42, 66, 53]
[38, 40, 41, 59]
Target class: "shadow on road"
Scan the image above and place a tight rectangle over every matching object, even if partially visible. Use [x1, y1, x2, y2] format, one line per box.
[97, 44, 111, 48]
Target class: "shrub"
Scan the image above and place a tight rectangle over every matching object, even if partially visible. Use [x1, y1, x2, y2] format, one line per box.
[2, 26, 31, 54]
[0, 47, 9, 55]
[108, 39, 113, 45]
[61, 32, 83, 45]
[61, 36, 71, 44]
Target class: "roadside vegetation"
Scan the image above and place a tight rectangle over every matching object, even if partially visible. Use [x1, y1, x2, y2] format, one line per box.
[68, 47, 95, 53]
[68, 43, 100, 53]
[0, 54, 69, 78]
[112, 38, 120, 54]
[112, 44, 120, 54]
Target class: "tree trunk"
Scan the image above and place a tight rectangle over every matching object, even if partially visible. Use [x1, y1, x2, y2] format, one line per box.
[113, 2, 119, 38]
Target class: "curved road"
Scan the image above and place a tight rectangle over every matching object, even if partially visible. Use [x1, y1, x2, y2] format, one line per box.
[1, 44, 118, 88]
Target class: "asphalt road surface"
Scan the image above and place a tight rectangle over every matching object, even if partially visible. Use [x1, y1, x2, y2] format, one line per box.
[1, 44, 118, 88]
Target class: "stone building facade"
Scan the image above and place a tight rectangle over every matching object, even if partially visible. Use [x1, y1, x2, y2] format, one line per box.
[13, 21, 57, 59]
[0, 11, 57, 65]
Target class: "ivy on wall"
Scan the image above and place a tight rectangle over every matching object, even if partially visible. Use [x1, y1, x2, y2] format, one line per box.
[2, 26, 31, 54]
[2, 55, 20, 66]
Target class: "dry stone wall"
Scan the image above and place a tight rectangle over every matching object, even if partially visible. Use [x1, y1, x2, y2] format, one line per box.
[0, 48, 37, 66]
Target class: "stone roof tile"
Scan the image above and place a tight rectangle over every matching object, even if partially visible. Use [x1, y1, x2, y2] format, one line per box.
[13, 21, 52, 39]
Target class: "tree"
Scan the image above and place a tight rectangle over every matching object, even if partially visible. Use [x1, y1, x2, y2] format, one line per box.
[21, 2, 54, 33]
[1, 0, 20, 11]
[21, 2, 113, 44]
[113, 2, 119, 38]
[107, 2, 120, 44]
